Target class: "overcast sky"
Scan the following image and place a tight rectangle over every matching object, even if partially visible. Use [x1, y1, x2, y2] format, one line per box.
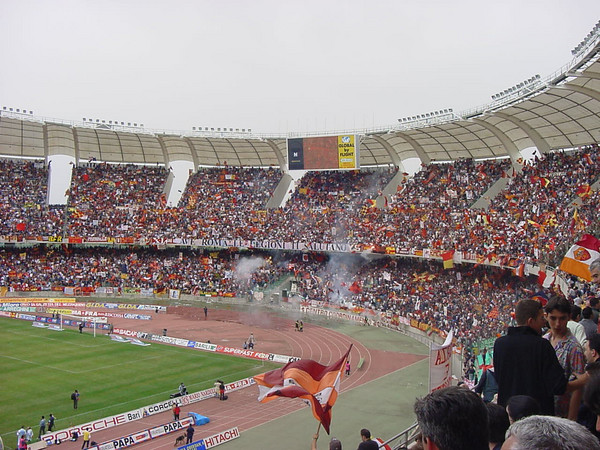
[1, 0, 599, 135]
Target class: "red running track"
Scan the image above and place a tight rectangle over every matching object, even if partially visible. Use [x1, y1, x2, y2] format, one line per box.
[49, 306, 424, 450]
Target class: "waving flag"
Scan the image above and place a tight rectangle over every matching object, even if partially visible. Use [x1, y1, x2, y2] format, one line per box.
[254, 346, 352, 433]
[559, 234, 600, 281]
[442, 251, 455, 269]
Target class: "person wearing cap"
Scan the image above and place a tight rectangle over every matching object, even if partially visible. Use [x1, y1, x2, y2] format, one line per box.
[311, 431, 342, 450]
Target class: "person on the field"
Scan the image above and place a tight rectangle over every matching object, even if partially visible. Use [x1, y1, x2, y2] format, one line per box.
[186, 424, 195, 444]
[71, 389, 80, 409]
[219, 380, 226, 400]
[81, 428, 91, 449]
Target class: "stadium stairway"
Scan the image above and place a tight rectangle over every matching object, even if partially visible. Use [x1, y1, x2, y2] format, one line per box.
[469, 176, 510, 211]
[256, 274, 294, 303]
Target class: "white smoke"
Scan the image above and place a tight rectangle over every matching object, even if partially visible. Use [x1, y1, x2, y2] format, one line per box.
[234, 256, 268, 283]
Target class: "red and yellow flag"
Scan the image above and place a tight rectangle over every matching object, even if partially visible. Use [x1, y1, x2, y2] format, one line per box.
[442, 250, 455, 269]
[254, 346, 352, 433]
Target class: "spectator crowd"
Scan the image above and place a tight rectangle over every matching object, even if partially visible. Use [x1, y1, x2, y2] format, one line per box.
[1, 146, 600, 450]
[1, 146, 597, 269]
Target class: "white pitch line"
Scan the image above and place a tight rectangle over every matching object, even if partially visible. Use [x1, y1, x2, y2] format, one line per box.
[0, 354, 79, 374]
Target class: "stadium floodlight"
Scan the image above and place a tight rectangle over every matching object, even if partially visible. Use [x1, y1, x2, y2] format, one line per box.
[492, 75, 541, 101]
[571, 22, 600, 56]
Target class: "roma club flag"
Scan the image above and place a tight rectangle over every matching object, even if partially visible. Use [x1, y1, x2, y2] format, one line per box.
[253, 345, 352, 434]
[441, 251, 455, 269]
[560, 234, 600, 282]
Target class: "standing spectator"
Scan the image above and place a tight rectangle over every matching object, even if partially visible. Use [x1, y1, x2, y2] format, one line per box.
[591, 258, 600, 285]
[186, 423, 195, 444]
[345, 360, 351, 376]
[493, 299, 568, 415]
[581, 307, 598, 340]
[486, 403, 510, 450]
[204, 306, 208, 319]
[584, 374, 600, 436]
[26, 427, 33, 443]
[173, 403, 180, 421]
[578, 335, 600, 438]
[311, 431, 342, 450]
[568, 305, 588, 347]
[16, 426, 25, 447]
[78, 322, 84, 333]
[356, 429, 379, 450]
[543, 296, 586, 419]
[47, 413, 55, 432]
[502, 415, 600, 449]
[81, 428, 91, 449]
[414, 386, 488, 450]
[248, 332, 256, 349]
[17, 435, 27, 450]
[38, 416, 46, 440]
[506, 395, 540, 424]
[591, 297, 600, 325]
[474, 366, 498, 403]
[71, 389, 80, 409]
[585, 334, 600, 374]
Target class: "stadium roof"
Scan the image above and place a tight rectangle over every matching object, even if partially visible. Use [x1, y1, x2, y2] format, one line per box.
[1, 40, 599, 169]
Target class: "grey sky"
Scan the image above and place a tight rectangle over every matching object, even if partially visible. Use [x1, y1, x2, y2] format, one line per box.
[1, 0, 599, 135]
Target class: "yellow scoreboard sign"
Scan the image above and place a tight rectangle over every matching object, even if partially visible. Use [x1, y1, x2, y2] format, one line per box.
[337, 135, 356, 169]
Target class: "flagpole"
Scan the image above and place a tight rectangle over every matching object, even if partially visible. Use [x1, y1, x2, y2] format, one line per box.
[312, 422, 322, 450]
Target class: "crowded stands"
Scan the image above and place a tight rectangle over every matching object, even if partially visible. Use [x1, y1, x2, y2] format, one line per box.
[0, 147, 597, 269]
[2, 144, 600, 446]
[66, 162, 169, 238]
[0, 147, 599, 376]
[0, 159, 64, 237]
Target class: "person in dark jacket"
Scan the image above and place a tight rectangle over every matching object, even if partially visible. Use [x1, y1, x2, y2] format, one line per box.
[185, 424, 195, 444]
[493, 299, 569, 415]
[474, 367, 498, 402]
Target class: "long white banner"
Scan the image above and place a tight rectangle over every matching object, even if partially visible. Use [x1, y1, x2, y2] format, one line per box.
[429, 330, 454, 392]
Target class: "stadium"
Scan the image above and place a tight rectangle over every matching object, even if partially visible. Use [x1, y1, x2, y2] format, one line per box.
[1, 3, 600, 450]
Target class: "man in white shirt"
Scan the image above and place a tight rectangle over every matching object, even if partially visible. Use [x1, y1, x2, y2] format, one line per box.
[568, 305, 588, 347]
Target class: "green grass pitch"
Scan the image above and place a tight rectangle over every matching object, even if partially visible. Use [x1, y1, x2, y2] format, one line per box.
[0, 317, 278, 444]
